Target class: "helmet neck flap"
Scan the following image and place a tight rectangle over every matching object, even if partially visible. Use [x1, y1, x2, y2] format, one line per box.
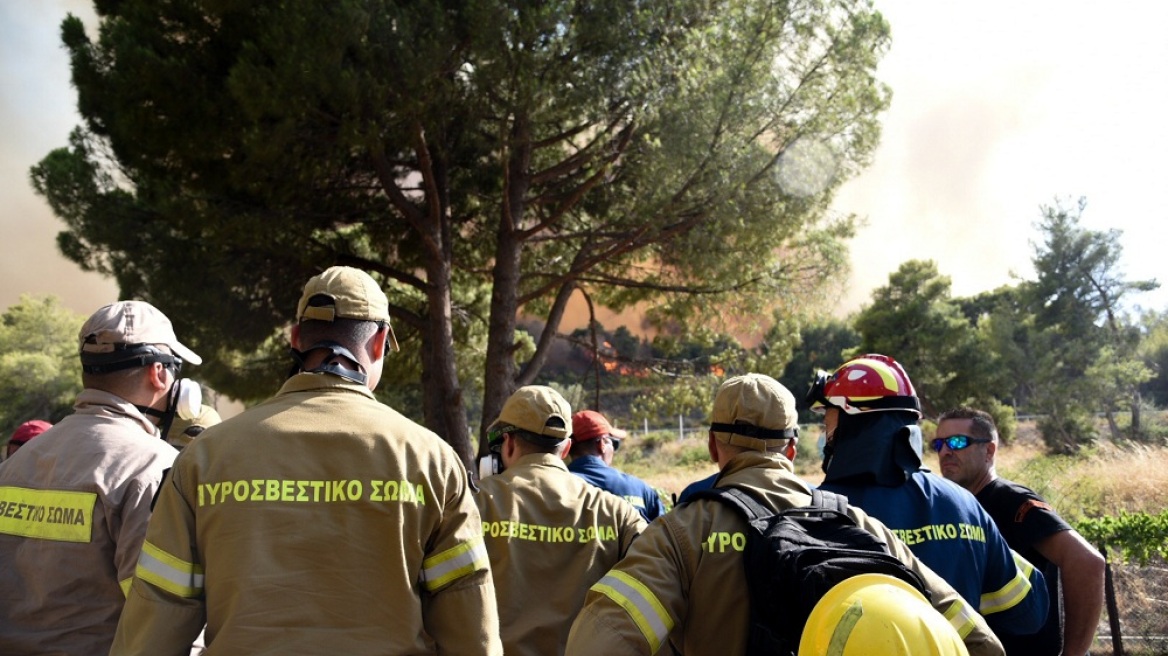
[822, 410, 925, 487]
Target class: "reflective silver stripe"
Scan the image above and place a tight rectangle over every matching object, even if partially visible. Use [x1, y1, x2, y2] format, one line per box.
[980, 551, 1034, 615]
[421, 537, 487, 591]
[592, 571, 673, 652]
[944, 598, 978, 638]
[136, 541, 204, 598]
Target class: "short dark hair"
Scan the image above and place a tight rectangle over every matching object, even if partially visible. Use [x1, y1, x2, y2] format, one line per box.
[297, 317, 382, 353]
[569, 439, 602, 458]
[937, 407, 998, 442]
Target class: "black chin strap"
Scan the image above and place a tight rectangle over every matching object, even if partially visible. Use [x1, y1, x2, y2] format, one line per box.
[136, 379, 180, 440]
[289, 341, 368, 385]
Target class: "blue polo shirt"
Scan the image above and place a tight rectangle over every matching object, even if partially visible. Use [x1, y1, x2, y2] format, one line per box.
[567, 455, 665, 521]
[820, 471, 1050, 637]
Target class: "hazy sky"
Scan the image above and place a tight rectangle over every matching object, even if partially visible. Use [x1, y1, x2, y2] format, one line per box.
[3, 0, 1166, 324]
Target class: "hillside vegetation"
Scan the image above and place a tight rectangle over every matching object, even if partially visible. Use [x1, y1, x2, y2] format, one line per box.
[616, 420, 1168, 519]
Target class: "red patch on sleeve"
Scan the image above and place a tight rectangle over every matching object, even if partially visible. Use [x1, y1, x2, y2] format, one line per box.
[1014, 499, 1052, 523]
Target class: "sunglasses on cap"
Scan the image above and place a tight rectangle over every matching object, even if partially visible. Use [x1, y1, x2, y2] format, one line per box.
[487, 425, 518, 454]
[930, 434, 991, 453]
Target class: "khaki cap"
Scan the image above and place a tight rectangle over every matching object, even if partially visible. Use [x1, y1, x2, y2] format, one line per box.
[490, 386, 572, 440]
[296, 266, 399, 351]
[79, 301, 202, 365]
[164, 405, 223, 449]
[711, 373, 799, 450]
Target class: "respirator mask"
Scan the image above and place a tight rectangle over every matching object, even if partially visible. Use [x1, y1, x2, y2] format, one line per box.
[154, 375, 203, 438]
[476, 424, 514, 479]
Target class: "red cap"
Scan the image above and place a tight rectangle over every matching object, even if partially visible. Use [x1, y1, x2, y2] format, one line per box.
[571, 410, 628, 443]
[10, 420, 52, 446]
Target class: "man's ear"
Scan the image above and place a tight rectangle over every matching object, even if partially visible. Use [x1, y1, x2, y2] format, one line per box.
[785, 440, 798, 463]
[146, 362, 171, 392]
[986, 440, 998, 462]
[369, 325, 388, 361]
[708, 431, 719, 464]
[290, 324, 302, 350]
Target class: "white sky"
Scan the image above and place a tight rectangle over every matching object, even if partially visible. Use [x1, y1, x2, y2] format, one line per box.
[2, 0, 1165, 322]
[833, 0, 1168, 314]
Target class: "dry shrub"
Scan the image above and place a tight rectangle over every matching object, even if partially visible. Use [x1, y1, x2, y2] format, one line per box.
[966, 421, 1168, 520]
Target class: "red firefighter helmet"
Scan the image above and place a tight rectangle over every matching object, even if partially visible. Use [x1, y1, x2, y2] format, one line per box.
[806, 354, 921, 416]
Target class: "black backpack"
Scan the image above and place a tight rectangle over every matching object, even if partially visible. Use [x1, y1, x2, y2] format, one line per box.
[688, 486, 930, 656]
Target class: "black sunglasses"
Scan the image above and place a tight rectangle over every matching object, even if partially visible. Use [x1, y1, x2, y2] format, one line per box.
[487, 425, 518, 454]
[930, 434, 991, 453]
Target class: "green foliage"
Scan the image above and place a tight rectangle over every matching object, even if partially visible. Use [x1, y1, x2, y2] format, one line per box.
[1023, 199, 1158, 452]
[1076, 509, 1168, 565]
[777, 317, 860, 418]
[548, 382, 587, 415]
[981, 399, 1017, 445]
[0, 295, 85, 437]
[853, 260, 999, 417]
[677, 444, 712, 468]
[1037, 412, 1099, 453]
[1138, 310, 1168, 408]
[630, 375, 721, 427]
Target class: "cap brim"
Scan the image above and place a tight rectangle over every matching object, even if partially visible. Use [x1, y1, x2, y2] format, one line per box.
[171, 342, 202, 366]
[386, 325, 400, 352]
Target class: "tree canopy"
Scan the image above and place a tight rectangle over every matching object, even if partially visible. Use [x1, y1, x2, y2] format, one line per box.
[850, 199, 1160, 452]
[853, 259, 986, 415]
[33, 0, 892, 467]
[0, 295, 85, 438]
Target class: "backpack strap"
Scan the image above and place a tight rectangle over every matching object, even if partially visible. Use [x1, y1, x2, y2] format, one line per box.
[809, 488, 849, 514]
[687, 486, 774, 523]
[689, 486, 852, 521]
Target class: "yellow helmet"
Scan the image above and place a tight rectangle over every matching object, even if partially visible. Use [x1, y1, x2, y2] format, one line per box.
[798, 574, 969, 656]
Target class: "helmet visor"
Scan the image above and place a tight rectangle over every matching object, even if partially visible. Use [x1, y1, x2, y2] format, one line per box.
[804, 370, 831, 413]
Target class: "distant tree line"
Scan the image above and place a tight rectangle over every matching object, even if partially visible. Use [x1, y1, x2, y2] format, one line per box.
[543, 199, 1164, 454]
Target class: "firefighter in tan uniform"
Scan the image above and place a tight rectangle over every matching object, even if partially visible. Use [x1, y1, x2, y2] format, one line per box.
[0, 300, 202, 656]
[476, 386, 647, 656]
[111, 266, 501, 656]
[565, 373, 1006, 656]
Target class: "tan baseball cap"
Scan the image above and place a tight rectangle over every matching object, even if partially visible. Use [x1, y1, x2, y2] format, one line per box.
[79, 301, 202, 365]
[711, 373, 799, 450]
[164, 405, 223, 449]
[296, 266, 399, 351]
[489, 385, 572, 440]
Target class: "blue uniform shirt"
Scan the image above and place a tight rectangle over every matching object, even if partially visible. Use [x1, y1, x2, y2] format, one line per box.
[820, 470, 1049, 637]
[567, 455, 665, 521]
[676, 473, 718, 504]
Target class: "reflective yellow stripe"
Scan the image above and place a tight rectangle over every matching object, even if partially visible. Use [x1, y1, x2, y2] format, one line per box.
[0, 486, 95, 543]
[980, 551, 1034, 615]
[943, 598, 978, 638]
[135, 541, 204, 598]
[827, 602, 864, 656]
[623, 495, 647, 509]
[591, 570, 674, 653]
[421, 536, 487, 592]
[120, 577, 132, 597]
